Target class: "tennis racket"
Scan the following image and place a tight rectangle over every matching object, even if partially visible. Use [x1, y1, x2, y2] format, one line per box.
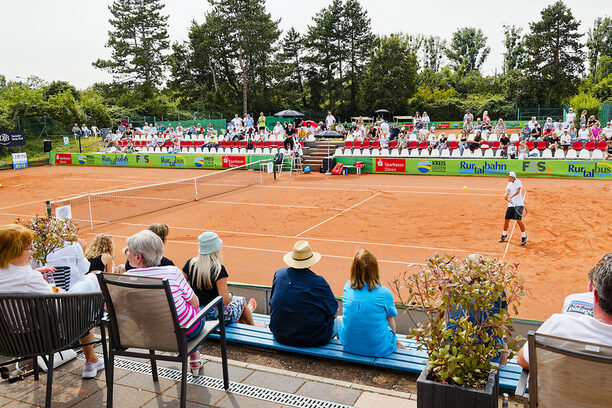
[512, 206, 528, 218]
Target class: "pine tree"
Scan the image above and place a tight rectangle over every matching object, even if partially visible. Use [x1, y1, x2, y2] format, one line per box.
[586, 17, 612, 81]
[422, 36, 446, 72]
[93, 0, 169, 98]
[502, 25, 527, 73]
[279, 28, 307, 108]
[524, 1, 583, 105]
[445, 27, 490, 72]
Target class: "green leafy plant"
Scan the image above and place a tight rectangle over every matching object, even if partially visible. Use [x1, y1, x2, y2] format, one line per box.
[391, 254, 525, 389]
[15, 217, 79, 266]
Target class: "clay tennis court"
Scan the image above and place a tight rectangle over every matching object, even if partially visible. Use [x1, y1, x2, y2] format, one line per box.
[1, 165, 610, 321]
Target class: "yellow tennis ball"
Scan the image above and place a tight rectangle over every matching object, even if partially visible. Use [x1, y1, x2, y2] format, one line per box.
[463, 186, 467, 189]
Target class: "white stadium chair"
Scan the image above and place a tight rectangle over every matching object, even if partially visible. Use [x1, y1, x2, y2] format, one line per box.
[401, 149, 410, 157]
[420, 149, 430, 157]
[592, 149, 604, 159]
[371, 149, 380, 156]
[361, 149, 371, 156]
[510, 134, 519, 142]
[188, 147, 196, 153]
[463, 150, 473, 158]
[566, 149, 577, 159]
[181, 147, 188, 153]
[196, 147, 203, 153]
[390, 148, 400, 156]
[484, 149, 494, 158]
[451, 149, 461, 158]
[410, 148, 420, 157]
[380, 149, 390, 156]
[579, 149, 590, 159]
[541, 149, 553, 158]
[473, 149, 483, 158]
[530, 149, 539, 157]
[254, 148, 262, 154]
[270, 148, 278, 154]
[430, 149, 440, 157]
[334, 148, 343, 156]
[447, 134, 457, 141]
[487, 134, 498, 142]
[239, 147, 247, 154]
[350, 149, 359, 156]
[262, 148, 270, 154]
[554, 149, 565, 159]
[440, 148, 451, 158]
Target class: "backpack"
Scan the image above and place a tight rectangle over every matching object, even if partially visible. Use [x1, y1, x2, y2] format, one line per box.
[331, 163, 344, 175]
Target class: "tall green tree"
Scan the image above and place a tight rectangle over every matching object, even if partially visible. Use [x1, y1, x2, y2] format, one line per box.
[422, 36, 446, 72]
[361, 35, 418, 114]
[278, 28, 307, 108]
[502, 25, 527, 73]
[524, 1, 583, 105]
[586, 17, 612, 81]
[343, 0, 374, 112]
[93, 0, 170, 98]
[445, 27, 490, 72]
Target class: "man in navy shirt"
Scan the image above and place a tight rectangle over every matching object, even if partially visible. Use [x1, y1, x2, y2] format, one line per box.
[269, 241, 338, 347]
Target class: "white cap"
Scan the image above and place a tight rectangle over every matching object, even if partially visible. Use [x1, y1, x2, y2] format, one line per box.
[507, 171, 517, 179]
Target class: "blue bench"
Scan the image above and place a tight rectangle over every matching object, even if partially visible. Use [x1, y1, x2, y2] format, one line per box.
[210, 319, 522, 391]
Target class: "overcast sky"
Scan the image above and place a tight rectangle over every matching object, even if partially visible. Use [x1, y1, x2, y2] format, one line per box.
[0, 0, 608, 89]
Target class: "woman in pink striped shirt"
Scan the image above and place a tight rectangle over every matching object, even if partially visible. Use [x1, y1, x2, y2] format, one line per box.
[124, 230, 205, 374]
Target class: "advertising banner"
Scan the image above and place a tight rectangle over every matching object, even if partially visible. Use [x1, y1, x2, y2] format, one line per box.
[12, 153, 28, 169]
[0, 131, 26, 147]
[50, 152, 273, 170]
[335, 157, 612, 180]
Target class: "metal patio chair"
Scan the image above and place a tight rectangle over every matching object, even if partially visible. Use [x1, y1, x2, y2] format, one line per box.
[97, 273, 229, 408]
[515, 331, 612, 408]
[0, 292, 106, 408]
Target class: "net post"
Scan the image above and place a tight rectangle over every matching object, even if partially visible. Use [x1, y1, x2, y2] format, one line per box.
[87, 195, 94, 231]
[46, 200, 52, 217]
[194, 178, 198, 201]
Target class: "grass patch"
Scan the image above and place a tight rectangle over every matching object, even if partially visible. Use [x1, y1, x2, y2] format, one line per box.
[0, 135, 103, 164]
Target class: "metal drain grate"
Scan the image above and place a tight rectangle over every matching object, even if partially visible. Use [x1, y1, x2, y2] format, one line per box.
[79, 353, 352, 408]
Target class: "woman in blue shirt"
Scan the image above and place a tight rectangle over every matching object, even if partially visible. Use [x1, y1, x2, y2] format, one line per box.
[338, 249, 404, 357]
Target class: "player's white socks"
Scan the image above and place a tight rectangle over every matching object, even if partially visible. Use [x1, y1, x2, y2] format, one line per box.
[521, 232, 527, 237]
[502, 231, 507, 235]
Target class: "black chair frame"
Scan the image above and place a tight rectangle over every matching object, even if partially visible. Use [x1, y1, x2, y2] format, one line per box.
[97, 273, 229, 408]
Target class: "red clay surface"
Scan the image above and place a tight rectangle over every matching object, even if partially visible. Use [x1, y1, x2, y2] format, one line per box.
[1, 165, 610, 321]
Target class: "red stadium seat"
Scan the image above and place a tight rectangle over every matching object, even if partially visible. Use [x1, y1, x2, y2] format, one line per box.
[480, 142, 490, 149]
[164, 140, 172, 147]
[515, 141, 521, 149]
[241, 141, 248, 147]
[448, 141, 459, 149]
[362, 140, 371, 149]
[228, 141, 235, 147]
[390, 140, 398, 148]
[409, 141, 419, 149]
[180, 141, 186, 147]
[418, 141, 428, 149]
[490, 141, 500, 150]
[584, 141, 596, 151]
[220, 141, 227, 147]
[345, 141, 353, 149]
[597, 141, 607, 151]
[257, 140, 265, 148]
[299, 141, 305, 147]
[371, 140, 380, 149]
[265, 141, 272, 147]
[537, 141, 547, 150]
[272, 141, 281, 148]
[526, 141, 535, 150]
[354, 141, 362, 148]
[572, 141, 583, 151]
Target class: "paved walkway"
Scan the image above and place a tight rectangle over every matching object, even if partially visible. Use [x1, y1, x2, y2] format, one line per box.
[0, 352, 417, 407]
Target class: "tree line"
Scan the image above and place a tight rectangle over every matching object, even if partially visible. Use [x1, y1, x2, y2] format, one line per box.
[1, 0, 611, 132]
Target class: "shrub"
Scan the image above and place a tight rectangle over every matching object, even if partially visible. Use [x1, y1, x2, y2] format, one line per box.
[15, 217, 79, 266]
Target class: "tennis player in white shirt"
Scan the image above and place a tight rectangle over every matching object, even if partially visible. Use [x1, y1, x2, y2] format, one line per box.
[499, 171, 528, 246]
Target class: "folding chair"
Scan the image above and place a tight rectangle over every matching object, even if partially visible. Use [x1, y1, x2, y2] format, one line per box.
[97, 273, 229, 408]
[515, 331, 612, 408]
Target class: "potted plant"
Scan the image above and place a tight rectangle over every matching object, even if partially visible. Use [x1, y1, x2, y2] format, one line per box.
[391, 254, 525, 408]
[15, 216, 79, 266]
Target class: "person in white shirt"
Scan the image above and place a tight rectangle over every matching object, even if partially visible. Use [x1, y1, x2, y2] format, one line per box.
[603, 122, 612, 142]
[499, 172, 527, 245]
[566, 107, 576, 125]
[46, 240, 91, 290]
[142, 122, 150, 134]
[325, 112, 336, 130]
[518, 253, 612, 370]
[421, 112, 431, 127]
[232, 114, 243, 128]
[380, 120, 390, 137]
[560, 129, 572, 152]
[578, 124, 590, 144]
[527, 117, 538, 131]
[273, 122, 284, 138]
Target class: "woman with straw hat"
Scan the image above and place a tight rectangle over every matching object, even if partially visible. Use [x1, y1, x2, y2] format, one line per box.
[269, 241, 339, 347]
[183, 231, 257, 327]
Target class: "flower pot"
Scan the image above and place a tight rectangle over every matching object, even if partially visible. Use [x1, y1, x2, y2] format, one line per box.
[416, 366, 499, 408]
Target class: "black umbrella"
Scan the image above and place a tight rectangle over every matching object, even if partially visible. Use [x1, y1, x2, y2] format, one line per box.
[274, 109, 305, 118]
[375, 109, 390, 115]
[315, 130, 343, 138]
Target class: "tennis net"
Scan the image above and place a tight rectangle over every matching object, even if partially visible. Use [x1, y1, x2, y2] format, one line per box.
[47, 159, 274, 229]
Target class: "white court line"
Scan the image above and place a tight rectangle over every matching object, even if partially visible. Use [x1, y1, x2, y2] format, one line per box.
[282, 181, 501, 191]
[502, 191, 527, 261]
[205, 200, 345, 211]
[87, 232, 425, 266]
[255, 185, 498, 197]
[122, 222, 502, 255]
[295, 192, 382, 237]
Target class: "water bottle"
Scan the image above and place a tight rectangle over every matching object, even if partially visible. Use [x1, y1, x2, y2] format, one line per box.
[502, 393, 509, 408]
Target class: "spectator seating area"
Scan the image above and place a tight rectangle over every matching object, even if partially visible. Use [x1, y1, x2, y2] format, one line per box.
[209, 319, 523, 391]
[337, 135, 609, 160]
[114, 138, 305, 154]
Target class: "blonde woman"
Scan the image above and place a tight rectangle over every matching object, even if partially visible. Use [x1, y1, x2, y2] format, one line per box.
[183, 231, 256, 326]
[338, 249, 404, 357]
[85, 234, 114, 273]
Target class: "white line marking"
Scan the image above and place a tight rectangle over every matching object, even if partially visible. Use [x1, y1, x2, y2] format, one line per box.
[205, 200, 345, 211]
[86, 232, 426, 266]
[255, 185, 497, 197]
[295, 192, 382, 237]
[281, 181, 501, 191]
[502, 191, 527, 260]
[121, 222, 501, 255]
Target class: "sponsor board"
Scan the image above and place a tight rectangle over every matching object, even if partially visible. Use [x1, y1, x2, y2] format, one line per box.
[222, 155, 246, 168]
[458, 160, 507, 175]
[437, 122, 450, 129]
[375, 158, 406, 173]
[566, 161, 612, 178]
[12, 153, 28, 169]
[54, 153, 73, 164]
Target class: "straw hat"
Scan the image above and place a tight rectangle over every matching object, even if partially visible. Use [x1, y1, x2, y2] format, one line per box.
[283, 241, 321, 269]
